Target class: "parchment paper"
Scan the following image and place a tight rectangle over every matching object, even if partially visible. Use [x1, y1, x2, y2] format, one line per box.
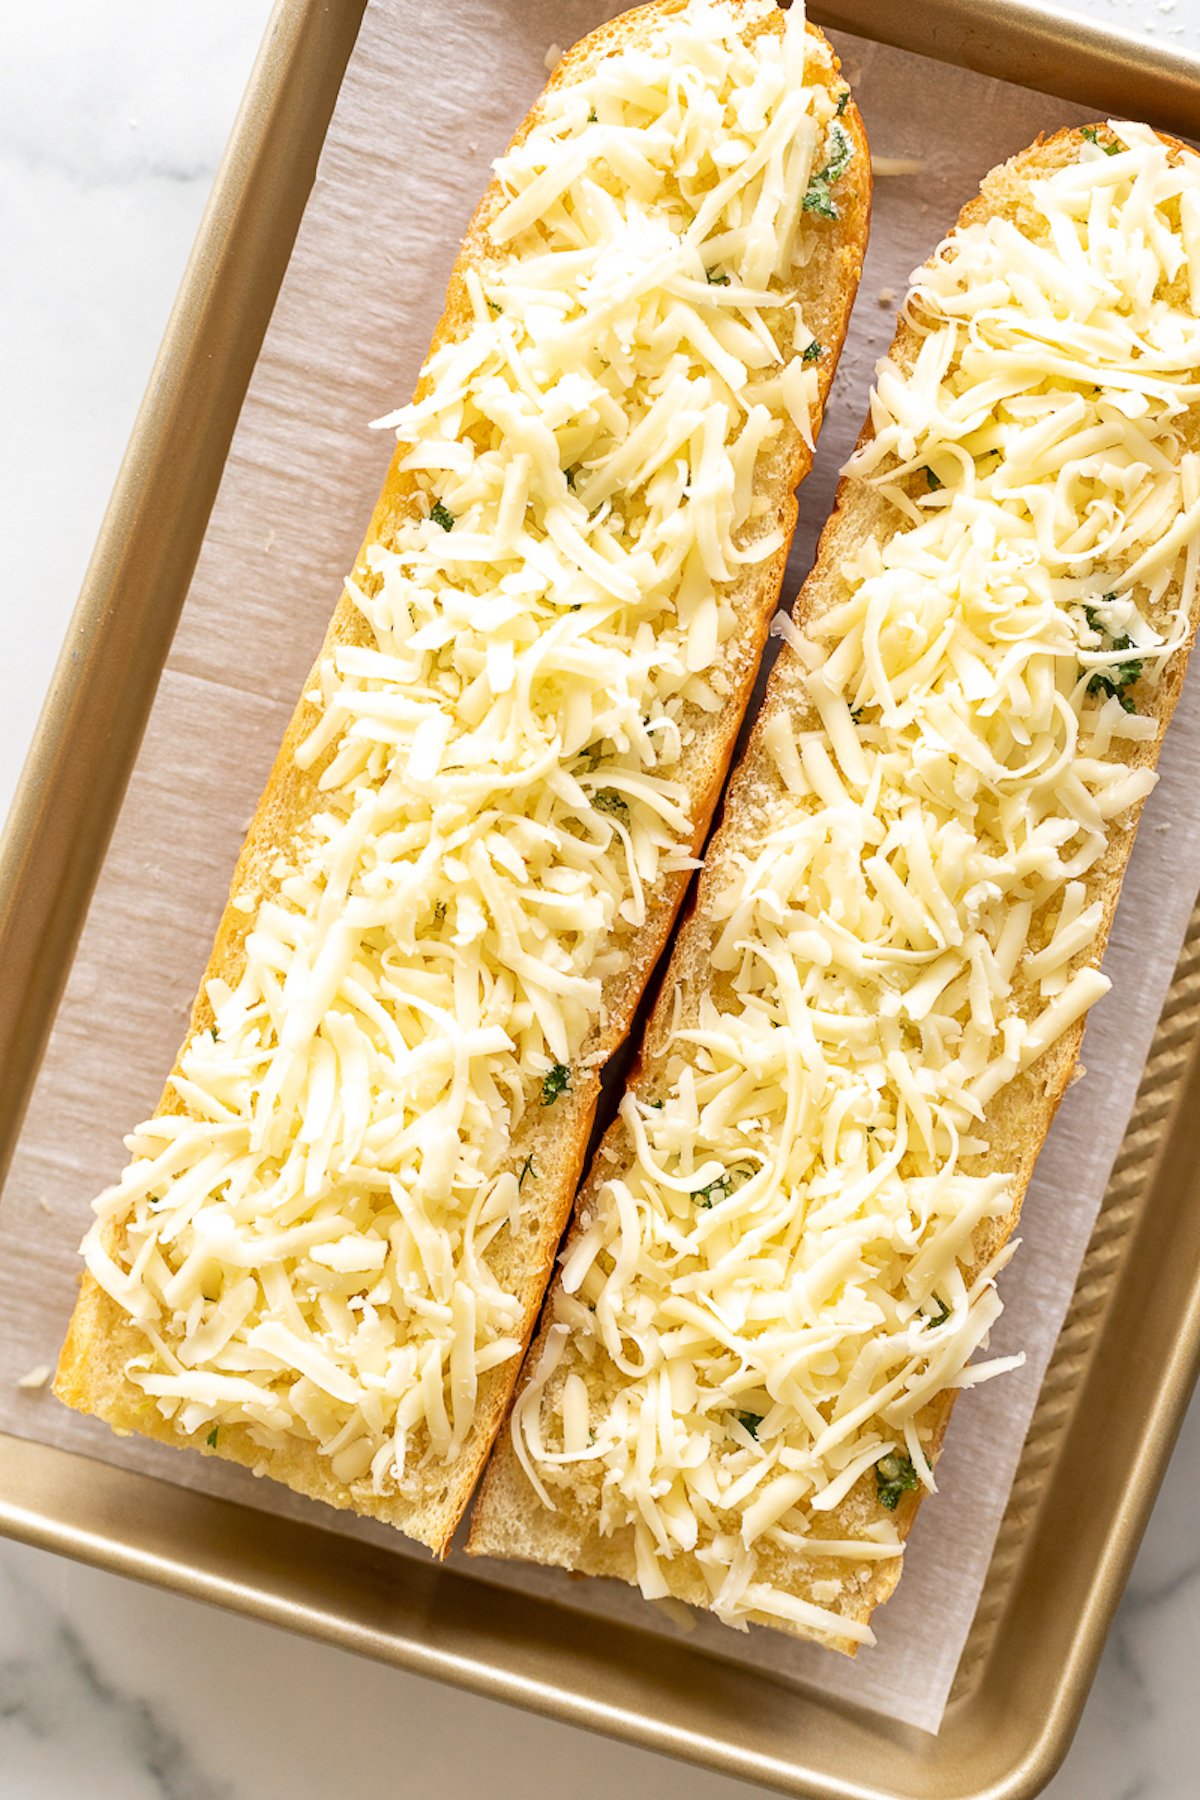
[1, 0, 1195, 1734]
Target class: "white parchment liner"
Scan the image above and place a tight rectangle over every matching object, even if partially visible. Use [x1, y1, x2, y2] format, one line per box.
[2, 0, 1195, 1733]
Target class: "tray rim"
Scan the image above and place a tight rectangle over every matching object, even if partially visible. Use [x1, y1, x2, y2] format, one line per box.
[5, 3, 1200, 1796]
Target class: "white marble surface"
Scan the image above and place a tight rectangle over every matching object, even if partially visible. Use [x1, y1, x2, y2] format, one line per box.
[2, 3, 1199, 1796]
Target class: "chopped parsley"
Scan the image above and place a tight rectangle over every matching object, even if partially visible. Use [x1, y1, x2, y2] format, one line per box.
[429, 500, 455, 531]
[592, 788, 629, 819]
[733, 1410, 762, 1440]
[876, 1451, 919, 1511]
[802, 186, 838, 222]
[802, 339, 824, 364]
[922, 465, 944, 491]
[926, 1295, 952, 1328]
[706, 267, 731, 286]
[1082, 597, 1143, 711]
[206, 1426, 219, 1449]
[835, 87, 850, 117]
[564, 466, 578, 491]
[803, 120, 854, 221]
[588, 107, 598, 123]
[693, 1164, 753, 1207]
[1081, 124, 1124, 156]
[209, 1025, 219, 1043]
[486, 298, 501, 316]
[541, 1062, 571, 1105]
[850, 704, 866, 724]
[517, 1154, 536, 1190]
[1088, 660, 1141, 710]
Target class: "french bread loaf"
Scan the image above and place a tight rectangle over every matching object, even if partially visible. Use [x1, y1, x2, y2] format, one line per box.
[468, 120, 1200, 1648]
[55, 0, 870, 1554]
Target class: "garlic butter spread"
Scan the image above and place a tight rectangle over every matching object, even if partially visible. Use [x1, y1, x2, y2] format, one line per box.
[512, 123, 1200, 1644]
[82, 3, 849, 1505]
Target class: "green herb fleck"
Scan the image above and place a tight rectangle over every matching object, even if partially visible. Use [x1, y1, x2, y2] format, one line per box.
[835, 88, 850, 117]
[542, 1063, 571, 1106]
[850, 704, 865, 724]
[1113, 637, 1140, 671]
[486, 298, 501, 316]
[802, 186, 839, 222]
[803, 339, 824, 364]
[734, 1410, 762, 1440]
[1087, 667, 1141, 711]
[433, 898, 447, 925]
[1082, 124, 1124, 156]
[876, 1451, 919, 1511]
[1084, 596, 1114, 634]
[803, 120, 854, 220]
[517, 1154, 536, 1190]
[693, 1165, 753, 1208]
[209, 1025, 219, 1043]
[922, 465, 944, 491]
[588, 107, 598, 123]
[926, 1296, 952, 1328]
[206, 1426, 219, 1449]
[593, 788, 629, 819]
[647, 1098, 665, 1110]
[565, 466, 578, 491]
[429, 500, 455, 531]
[823, 119, 854, 182]
[706, 268, 731, 286]
[1083, 602, 1143, 711]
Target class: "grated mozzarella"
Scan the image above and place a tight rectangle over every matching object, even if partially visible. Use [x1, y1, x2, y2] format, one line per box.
[510, 122, 1200, 1642]
[80, 0, 850, 1512]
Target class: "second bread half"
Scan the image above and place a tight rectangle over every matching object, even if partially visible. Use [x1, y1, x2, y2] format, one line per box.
[469, 118, 1200, 1645]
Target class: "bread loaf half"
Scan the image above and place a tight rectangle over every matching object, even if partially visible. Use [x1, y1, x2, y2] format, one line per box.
[55, 0, 870, 1554]
[468, 120, 1200, 1648]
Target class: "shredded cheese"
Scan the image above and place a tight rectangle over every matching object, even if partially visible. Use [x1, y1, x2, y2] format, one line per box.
[511, 122, 1200, 1642]
[81, 1, 850, 1512]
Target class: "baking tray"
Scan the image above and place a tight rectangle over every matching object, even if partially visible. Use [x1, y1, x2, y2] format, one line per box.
[3, 2, 1200, 1795]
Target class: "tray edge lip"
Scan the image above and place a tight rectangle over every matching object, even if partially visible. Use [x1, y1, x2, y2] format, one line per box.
[4, 2, 1200, 1795]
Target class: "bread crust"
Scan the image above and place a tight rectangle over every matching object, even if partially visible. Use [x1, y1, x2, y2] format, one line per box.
[467, 122, 1200, 1650]
[54, 0, 870, 1555]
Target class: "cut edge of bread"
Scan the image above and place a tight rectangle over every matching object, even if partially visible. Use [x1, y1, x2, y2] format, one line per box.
[465, 122, 1200, 1651]
[54, 0, 871, 1557]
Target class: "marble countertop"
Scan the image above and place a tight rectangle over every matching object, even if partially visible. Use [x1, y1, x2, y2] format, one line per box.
[2, 3, 1198, 1795]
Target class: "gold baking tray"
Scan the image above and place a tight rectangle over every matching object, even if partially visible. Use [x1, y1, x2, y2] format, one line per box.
[3, 4, 1200, 1796]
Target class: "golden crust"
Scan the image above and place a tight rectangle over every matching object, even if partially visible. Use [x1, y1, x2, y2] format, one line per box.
[55, 0, 870, 1556]
[467, 123, 1200, 1651]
